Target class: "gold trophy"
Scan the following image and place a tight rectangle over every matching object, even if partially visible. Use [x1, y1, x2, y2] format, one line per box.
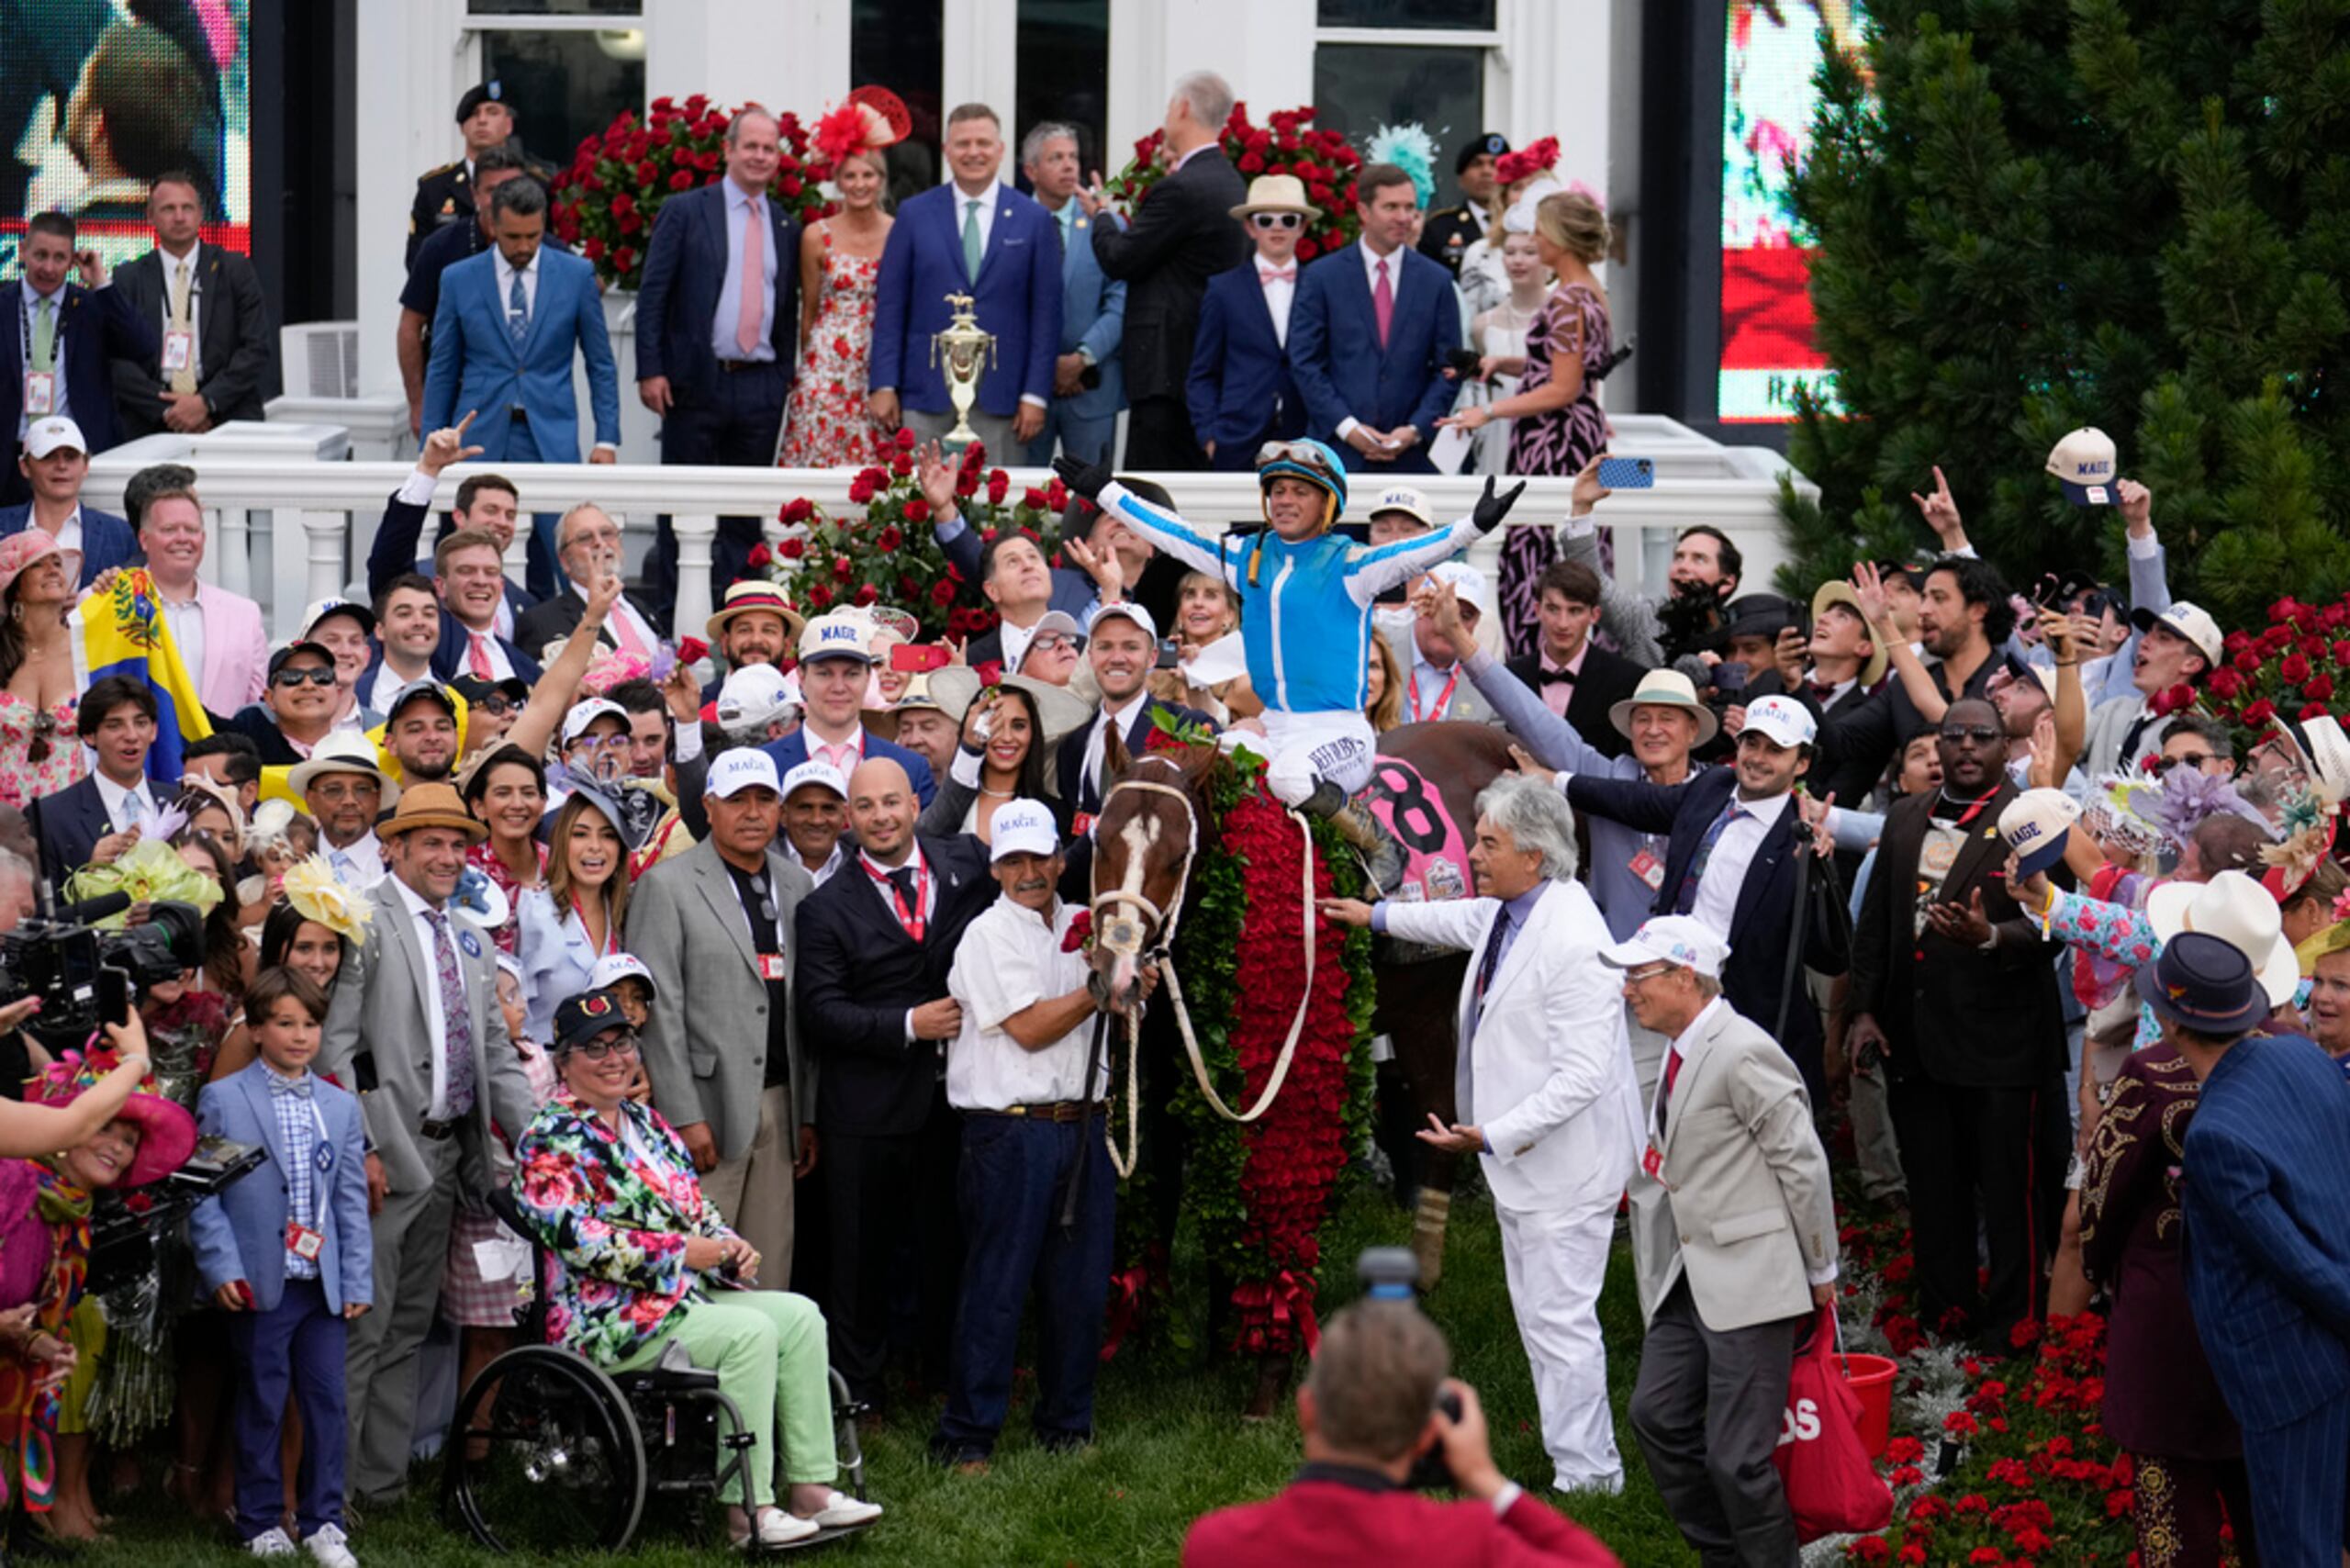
[929, 292, 998, 453]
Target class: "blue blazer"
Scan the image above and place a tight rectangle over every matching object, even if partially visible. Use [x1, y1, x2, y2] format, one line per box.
[869, 184, 1062, 418]
[189, 1062, 374, 1315]
[1286, 242, 1461, 471]
[760, 728, 936, 809]
[0, 280, 156, 460]
[0, 502, 136, 586]
[1050, 207, 1125, 421]
[28, 773, 109, 889]
[421, 245, 621, 462]
[2181, 1032, 2350, 1431]
[632, 181, 801, 407]
[1187, 260, 1306, 454]
[429, 608, 543, 686]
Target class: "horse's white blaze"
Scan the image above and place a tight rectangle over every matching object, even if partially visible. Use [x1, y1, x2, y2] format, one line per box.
[1111, 814, 1158, 996]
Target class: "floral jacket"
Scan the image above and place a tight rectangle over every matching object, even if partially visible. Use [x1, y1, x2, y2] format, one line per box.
[509, 1089, 736, 1367]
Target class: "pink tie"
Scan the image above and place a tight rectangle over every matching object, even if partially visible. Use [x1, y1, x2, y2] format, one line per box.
[1372, 257, 1394, 349]
[467, 632, 494, 680]
[609, 600, 649, 657]
[736, 200, 765, 356]
[821, 741, 856, 774]
[1260, 266, 1295, 286]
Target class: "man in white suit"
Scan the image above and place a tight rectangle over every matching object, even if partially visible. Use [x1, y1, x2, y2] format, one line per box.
[1600, 915, 1838, 1567]
[1321, 775, 1640, 1494]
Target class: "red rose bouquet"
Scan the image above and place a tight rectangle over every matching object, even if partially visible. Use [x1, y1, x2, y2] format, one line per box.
[1105, 103, 1361, 262]
[553, 95, 832, 291]
[2193, 591, 2350, 757]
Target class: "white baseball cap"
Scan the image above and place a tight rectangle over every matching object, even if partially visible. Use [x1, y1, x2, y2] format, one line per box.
[988, 797, 1060, 861]
[1998, 788, 2080, 879]
[1427, 560, 1487, 612]
[1369, 486, 1432, 528]
[780, 759, 847, 801]
[1086, 599, 1158, 641]
[715, 663, 800, 731]
[1598, 915, 1731, 980]
[22, 417, 86, 460]
[2045, 427, 2120, 506]
[799, 613, 875, 665]
[301, 597, 374, 641]
[588, 952, 658, 998]
[561, 698, 629, 747]
[1740, 693, 1818, 749]
[2130, 599, 2223, 667]
[707, 747, 783, 800]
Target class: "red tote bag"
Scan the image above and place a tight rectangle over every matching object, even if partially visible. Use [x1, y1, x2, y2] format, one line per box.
[1771, 1305, 1894, 1540]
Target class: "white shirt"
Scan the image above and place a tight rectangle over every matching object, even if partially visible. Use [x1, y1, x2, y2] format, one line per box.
[711, 180, 778, 363]
[1255, 252, 1297, 347]
[328, 831, 386, 890]
[946, 897, 1098, 1110]
[457, 623, 517, 680]
[391, 873, 464, 1120]
[801, 721, 867, 778]
[997, 611, 1045, 678]
[794, 840, 847, 888]
[92, 770, 158, 834]
[950, 181, 1002, 267]
[491, 246, 541, 333]
[159, 245, 202, 381]
[1408, 655, 1463, 722]
[1686, 790, 1795, 940]
[156, 586, 204, 687]
[361, 661, 424, 716]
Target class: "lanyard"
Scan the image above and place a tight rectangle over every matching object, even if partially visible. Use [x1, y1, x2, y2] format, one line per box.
[1933, 786, 2001, 831]
[1408, 664, 1460, 722]
[860, 853, 930, 942]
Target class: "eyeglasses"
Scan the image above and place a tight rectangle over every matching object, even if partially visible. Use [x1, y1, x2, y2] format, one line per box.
[272, 666, 338, 689]
[569, 734, 632, 754]
[1248, 212, 1303, 230]
[1028, 633, 1077, 654]
[2154, 753, 2215, 774]
[569, 1031, 641, 1062]
[1938, 724, 2002, 744]
[1620, 964, 1676, 986]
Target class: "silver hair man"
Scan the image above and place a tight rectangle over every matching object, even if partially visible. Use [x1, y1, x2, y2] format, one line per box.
[1020, 120, 1080, 172]
[1472, 775, 1581, 881]
[1171, 70, 1234, 134]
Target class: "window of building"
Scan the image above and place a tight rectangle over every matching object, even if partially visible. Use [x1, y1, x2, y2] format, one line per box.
[1312, 44, 1486, 212]
[1014, 0, 1109, 179]
[1316, 0, 1495, 28]
[466, 7, 645, 178]
[853, 0, 944, 207]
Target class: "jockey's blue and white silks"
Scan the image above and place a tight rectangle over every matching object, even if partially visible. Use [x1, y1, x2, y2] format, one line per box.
[1100, 479, 1480, 715]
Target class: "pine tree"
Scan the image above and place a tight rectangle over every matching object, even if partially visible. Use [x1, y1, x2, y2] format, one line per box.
[1776, 0, 2350, 621]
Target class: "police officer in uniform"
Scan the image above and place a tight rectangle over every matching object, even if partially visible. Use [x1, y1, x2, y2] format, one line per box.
[408, 82, 554, 270]
[1417, 132, 1509, 278]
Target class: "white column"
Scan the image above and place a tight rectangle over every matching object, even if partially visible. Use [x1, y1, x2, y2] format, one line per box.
[354, 0, 468, 401]
[304, 510, 348, 616]
[672, 513, 720, 647]
[216, 508, 252, 597]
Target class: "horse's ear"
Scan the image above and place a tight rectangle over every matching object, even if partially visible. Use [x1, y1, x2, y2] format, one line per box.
[1103, 718, 1133, 780]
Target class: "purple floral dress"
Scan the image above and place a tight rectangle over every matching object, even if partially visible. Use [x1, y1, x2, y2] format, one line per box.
[1498, 283, 1614, 658]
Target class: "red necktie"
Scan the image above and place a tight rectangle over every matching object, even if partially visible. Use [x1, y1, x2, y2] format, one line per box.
[1372, 257, 1394, 349]
[468, 632, 494, 680]
[736, 199, 765, 356]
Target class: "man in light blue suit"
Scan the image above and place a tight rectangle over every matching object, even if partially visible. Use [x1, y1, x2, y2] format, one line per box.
[421, 176, 621, 598]
[1017, 122, 1123, 467]
[1286, 162, 1461, 476]
[867, 104, 1062, 462]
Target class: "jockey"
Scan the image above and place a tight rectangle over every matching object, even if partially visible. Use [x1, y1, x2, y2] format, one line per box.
[1054, 442, 1523, 814]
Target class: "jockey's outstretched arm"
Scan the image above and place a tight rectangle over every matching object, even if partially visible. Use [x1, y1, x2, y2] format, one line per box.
[1344, 475, 1530, 603]
[1093, 478, 1228, 582]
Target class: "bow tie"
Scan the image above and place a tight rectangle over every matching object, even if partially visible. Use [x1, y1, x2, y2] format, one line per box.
[1538, 666, 1576, 688]
[1806, 681, 1840, 703]
[268, 1074, 315, 1100]
[1259, 266, 1295, 286]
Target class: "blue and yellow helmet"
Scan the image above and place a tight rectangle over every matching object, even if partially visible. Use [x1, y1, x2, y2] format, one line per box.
[1248, 440, 1348, 584]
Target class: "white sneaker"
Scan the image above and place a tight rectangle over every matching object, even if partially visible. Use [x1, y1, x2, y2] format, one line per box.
[303, 1523, 359, 1568]
[246, 1528, 297, 1557]
[810, 1490, 882, 1529]
[732, 1509, 819, 1549]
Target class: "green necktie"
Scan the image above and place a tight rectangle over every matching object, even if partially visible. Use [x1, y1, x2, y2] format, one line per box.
[30, 296, 55, 373]
[962, 198, 983, 279]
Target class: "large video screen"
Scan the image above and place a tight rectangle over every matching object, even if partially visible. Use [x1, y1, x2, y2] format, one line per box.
[0, 0, 252, 274]
[1718, 1, 1857, 422]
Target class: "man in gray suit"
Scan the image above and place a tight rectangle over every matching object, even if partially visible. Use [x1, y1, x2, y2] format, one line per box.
[630, 748, 816, 1283]
[1019, 121, 1125, 467]
[318, 782, 535, 1506]
[1603, 915, 1837, 1568]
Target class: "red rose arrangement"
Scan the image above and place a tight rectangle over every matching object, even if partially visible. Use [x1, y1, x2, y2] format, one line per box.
[1105, 104, 1362, 262]
[553, 95, 832, 291]
[2193, 591, 2350, 757]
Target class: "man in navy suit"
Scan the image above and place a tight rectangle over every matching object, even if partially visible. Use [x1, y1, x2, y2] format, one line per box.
[634, 108, 802, 612]
[364, 416, 535, 631]
[2161, 934, 2350, 1563]
[867, 104, 1061, 462]
[0, 416, 136, 586]
[1018, 122, 1124, 467]
[1286, 164, 1461, 475]
[1188, 174, 1314, 471]
[427, 526, 542, 686]
[760, 614, 936, 808]
[421, 177, 620, 599]
[29, 677, 160, 887]
[2, 212, 155, 505]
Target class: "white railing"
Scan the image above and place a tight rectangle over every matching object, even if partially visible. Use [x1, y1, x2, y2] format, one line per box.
[83, 417, 1813, 644]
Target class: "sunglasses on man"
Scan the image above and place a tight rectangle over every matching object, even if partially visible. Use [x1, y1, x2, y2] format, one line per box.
[1248, 212, 1303, 230]
[272, 666, 338, 689]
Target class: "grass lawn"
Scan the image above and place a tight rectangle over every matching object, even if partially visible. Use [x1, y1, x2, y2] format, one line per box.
[85, 1172, 1700, 1565]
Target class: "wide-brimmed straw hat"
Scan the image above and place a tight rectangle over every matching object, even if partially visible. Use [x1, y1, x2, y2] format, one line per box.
[1229, 174, 1322, 222]
[377, 781, 488, 842]
[1607, 669, 1719, 748]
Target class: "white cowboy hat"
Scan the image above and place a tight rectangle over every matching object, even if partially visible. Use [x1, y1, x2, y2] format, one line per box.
[2144, 869, 2300, 1007]
[1228, 174, 1321, 222]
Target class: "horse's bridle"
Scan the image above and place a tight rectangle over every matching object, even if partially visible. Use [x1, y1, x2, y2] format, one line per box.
[1089, 763, 1201, 962]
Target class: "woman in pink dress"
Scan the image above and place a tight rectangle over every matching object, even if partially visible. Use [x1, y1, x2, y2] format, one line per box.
[0, 532, 86, 812]
[778, 149, 893, 468]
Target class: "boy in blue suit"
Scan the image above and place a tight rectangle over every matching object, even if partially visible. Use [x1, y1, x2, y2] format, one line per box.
[192, 968, 373, 1566]
[1187, 175, 1314, 471]
[1286, 163, 1461, 475]
[867, 104, 1061, 462]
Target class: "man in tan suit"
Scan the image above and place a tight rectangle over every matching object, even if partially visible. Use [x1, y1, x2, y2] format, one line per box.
[1601, 915, 1837, 1568]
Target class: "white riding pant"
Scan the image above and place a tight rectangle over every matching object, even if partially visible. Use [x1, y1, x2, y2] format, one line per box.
[1234, 709, 1376, 806]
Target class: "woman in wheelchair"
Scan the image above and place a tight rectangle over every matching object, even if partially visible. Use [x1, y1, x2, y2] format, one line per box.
[510, 988, 882, 1551]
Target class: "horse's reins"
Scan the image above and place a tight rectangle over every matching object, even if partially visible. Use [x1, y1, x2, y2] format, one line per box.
[1089, 762, 1321, 1170]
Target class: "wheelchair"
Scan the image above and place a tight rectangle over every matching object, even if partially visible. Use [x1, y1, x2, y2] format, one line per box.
[441, 1190, 870, 1553]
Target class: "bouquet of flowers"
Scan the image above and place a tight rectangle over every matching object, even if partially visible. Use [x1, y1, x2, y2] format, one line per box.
[1105, 103, 1362, 262]
[65, 834, 224, 921]
[2191, 591, 2350, 756]
[552, 95, 831, 291]
[757, 434, 1068, 644]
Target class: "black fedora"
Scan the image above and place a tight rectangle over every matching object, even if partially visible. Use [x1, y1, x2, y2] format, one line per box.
[2134, 931, 2270, 1036]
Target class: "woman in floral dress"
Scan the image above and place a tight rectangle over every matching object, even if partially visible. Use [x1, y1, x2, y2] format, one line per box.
[1439, 191, 1615, 659]
[778, 148, 892, 467]
[0, 532, 86, 811]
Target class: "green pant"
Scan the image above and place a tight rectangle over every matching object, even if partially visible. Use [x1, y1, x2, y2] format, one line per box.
[611, 1291, 836, 1506]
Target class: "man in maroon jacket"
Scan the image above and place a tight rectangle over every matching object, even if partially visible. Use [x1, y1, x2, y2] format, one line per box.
[1182, 1302, 1619, 1567]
